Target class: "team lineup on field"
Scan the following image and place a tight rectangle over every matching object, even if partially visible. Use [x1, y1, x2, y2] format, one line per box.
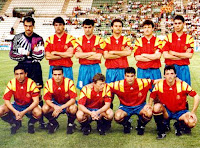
[0, 15, 200, 141]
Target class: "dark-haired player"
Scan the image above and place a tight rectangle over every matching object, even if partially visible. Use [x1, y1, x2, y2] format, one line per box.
[103, 19, 132, 84]
[0, 64, 42, 134]
[74, 19, 105, 90]
[42, 66, 77, 134]
[45, 16, 76, 80]
[162, 15, 194, 86]
[149, 65, 199, 139]
[109, 67, 157, 135]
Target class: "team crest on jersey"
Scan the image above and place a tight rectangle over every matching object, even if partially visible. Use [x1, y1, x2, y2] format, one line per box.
[138, 92, 142, 97]
[121, 46, 125, 51]
[65, 93, 69, 98]
[184, 46, 187, 51]
[176, 95, 180, 100]
[92, 47, 96, 52]
[26, 93, 31, 98]
[64, 45, 68, 50]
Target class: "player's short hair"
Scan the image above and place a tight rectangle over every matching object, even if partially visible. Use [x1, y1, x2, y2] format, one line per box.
[164, 65, 176, 75]
[92, 73, 105, 83]
[142, 20, 154, 28]
[174, 15, 185, 23]
[53, 17, 65, 25]
[52, 66, 63, 74]
[83, 19, 94, 26]
[23, 16, 35, 26]
[111, 19, 123, 27]
[14, 64, 27, 73]
[125, 67, 136, 75]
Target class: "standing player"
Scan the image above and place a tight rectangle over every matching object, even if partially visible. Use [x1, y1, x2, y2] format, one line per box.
[109, 67, 155, 135]
[74, 19, 105, 90]
[162, 15, 194, 85]
[134, 20, 162, 83]
[76, 73, 113, 135]
[42, 66, 77, 134]
[9, 16, 45, 129]
[45, 17, 76, 80]
[149, 65, 199, 139]
[103, 19, 132, 83]
[0, 64, 42, 134]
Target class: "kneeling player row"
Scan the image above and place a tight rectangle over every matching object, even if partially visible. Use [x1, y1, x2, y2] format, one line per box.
[0, 65, 199, 139]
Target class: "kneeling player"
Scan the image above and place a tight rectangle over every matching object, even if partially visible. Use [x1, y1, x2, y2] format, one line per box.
[76, 73, 114, 135]
[110, 67, 154, 135]
[42, 66, 77, 134]
[0, 64, 42, 134]
[149, 65, 199, 139]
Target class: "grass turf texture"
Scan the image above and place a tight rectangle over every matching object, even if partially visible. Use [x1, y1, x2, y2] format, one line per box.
[0, 50, 200, 148]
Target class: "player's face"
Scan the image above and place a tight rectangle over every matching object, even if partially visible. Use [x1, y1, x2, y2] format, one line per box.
[94, 80, 105, 91]
[164, 69, 176, 84]
[125, 73, 135, 85]
[143, 25, 154, 36]
[24, 21, 34, 37]
[111, 22, 122, 35]
[54, 23, 65, 34]
[83, 25, 94, 36]
[52, 70, 63, 83]
[173, 20, 184, 33]
[14, 69, 27, 83]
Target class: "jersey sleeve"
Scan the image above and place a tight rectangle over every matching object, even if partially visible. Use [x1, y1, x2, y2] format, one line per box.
[155, 37, 163, 53]
[162, 35, 170, 52]
[3, 81, 14, 101]
[43, 81, 52, 101]
[78, 86, 87, 105]
[30, 81, 40, 97]
[44, 36, 53, 52]
[150, 83, 159, 99]
[9, 34, 26, 62]
[68, 80, 77, 99]
[182, 82, 197, 97]
[186, 35, 194, 53]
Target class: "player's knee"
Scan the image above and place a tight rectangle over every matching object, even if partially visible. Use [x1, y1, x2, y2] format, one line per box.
[68, 105, 77, 115]
[76, 110, 84, 122]
[106, 109, 114, 120]
[32, 108, 42, 119]
[114, 111, 123, 122]
[0, 106, 6, 117]
[153, 103, 163, 114]
[42, 104, 49, 114]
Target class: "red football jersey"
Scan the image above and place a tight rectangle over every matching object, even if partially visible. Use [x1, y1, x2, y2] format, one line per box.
[134, 36, 162, 69]
[109, 78, 153, 106]
[78, 84, 112, 109]
[74, 35, 104, 65]
[45, 32, 75, 67]
[43, 77, 77, 104]
[150, 80, 197, 112]
[104, 35, 132, 69]
[162, 32, 194, 66]
[3, 78, 39, 106]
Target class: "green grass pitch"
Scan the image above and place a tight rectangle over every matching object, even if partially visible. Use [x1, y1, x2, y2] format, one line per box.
[0, 50, 200, 148]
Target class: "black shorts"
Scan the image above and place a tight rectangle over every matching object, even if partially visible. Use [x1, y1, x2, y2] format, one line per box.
[21, 62, 43, 88]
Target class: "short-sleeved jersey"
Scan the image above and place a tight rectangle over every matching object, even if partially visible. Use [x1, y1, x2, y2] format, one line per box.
[78, 84, 112, 109]
[43, 77, 77, 104]
[109, 78, 153, 106]
[134, 36, 162, 69]
[3, 78, 39, 106]
[162, 32, 194, 66]
[150, 80, 197, 112]
[44, 32, 76, 67]
[74, 35, 105, 65]
[104, 35, 132, 69]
